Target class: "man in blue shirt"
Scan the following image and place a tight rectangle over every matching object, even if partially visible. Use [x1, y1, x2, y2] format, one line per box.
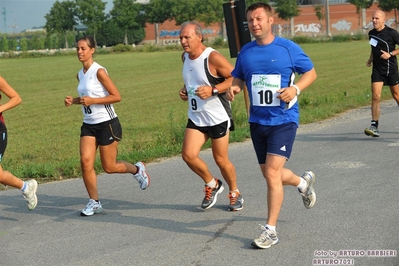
[227, 2, 317, 249]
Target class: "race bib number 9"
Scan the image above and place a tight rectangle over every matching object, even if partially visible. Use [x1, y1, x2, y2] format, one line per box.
[187, 85, 205, 112]
[251, 74, 281, 107]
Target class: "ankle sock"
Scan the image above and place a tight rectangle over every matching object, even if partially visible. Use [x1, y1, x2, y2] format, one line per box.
[296, 177, 307, 192]
[266, 224, 276, 232]
[21, 182, 27, 192]
[206, 178, 217, 188]
[133, 166, 139, 175]
[371, 120, 378, 128]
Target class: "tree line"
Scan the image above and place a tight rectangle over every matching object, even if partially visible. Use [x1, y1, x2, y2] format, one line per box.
[1, 0, 399, 53]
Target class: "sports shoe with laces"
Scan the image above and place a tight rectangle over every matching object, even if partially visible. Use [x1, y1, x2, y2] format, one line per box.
[228, 191, 244, 211]
[299, 171, 316, 209]
[252, 225, 279, 249]
[22, 179, 38, 211]
[133, 161, 150, 190]
[81, 199, 103, 216]
[201, 178, 224, 209]
[364, 126, 379, 137]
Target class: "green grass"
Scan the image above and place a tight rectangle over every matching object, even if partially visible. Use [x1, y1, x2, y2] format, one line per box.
[0, 40, 392, 184]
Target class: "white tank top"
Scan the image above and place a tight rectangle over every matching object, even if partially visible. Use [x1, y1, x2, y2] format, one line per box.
[77, 62, 117, 124]
[182, 47, 230, 127]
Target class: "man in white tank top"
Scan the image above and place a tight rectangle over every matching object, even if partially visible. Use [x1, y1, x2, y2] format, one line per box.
[178, 21, 243, 211]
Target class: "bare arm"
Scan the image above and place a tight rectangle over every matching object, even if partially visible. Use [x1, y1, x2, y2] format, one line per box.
[195, 51, 234, 99]
[366, 50, 373, 67]
[0, 76, 22, 113]
[79, 68, 121, 107]
[65, 73, 81, 106]
[227, 78, 246, 102]
[277, 67, 317, 103]
[179, 52, 188, 101]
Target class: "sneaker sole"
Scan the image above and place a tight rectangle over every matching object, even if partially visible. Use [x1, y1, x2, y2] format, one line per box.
[80, 208, 104, 216]
[228, 198, 244, 211]
[202, 185, 224, 210]
[364, 129, 379, 137]
[139, 173, 150, 190]
[251, 239, 279, 249]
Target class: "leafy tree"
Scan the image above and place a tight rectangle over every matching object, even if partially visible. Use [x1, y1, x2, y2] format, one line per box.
[8, 38, 17, 51]
[29, 33, 45, 50]
[96, 17, 145, 46]
[377, 0, 399, 12]
[170, 0, 200, 25]
[44, 0, 77, 48]
[196, 0, 224, 26]
[75, 0, 107, 45]
[110, 0, 145, 45]
[274, 0, 300, 21]
[314, 4, 324, 32]
[0, 35, 9, 52]
[349, 0, 373, 29]
[20, 37, 28, 51]
[145, 0, 173, 44]
[273, 0, 300, 36]
[198, 0, 232, 39]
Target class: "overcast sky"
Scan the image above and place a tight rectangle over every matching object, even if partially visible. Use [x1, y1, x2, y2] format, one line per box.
[0, 0, 113, 33]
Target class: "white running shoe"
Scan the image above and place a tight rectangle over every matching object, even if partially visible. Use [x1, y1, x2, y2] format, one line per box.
[133, 162, 150, 190]
[81, 199, 103, 216]
[299, 171, 316, 209]
[252, 225, 279, 249]
[22, 179, 38, 211]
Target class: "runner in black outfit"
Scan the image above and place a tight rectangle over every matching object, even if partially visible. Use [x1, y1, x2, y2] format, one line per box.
[365, 10, 399, 137]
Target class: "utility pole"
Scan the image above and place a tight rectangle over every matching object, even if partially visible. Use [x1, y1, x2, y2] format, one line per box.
[325, 0, 330, 36]
[2, 7, 6, 33]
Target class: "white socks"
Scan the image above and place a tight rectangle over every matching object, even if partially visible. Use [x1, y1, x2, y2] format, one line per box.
[206, 178, 217, 188]
[266, 224, 276, 232]
[296, 176, 307, 192]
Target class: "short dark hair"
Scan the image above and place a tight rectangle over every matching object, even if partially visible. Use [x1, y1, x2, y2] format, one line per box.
[77, 36, 96, 49]
[246, 2, 273, 16]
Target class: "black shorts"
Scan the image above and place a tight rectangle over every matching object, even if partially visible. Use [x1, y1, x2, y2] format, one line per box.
[81, 117, 122, 146]
[186, 119, 234, 139]
[0, 128, 7, 162]
[371, 71, 399, 86]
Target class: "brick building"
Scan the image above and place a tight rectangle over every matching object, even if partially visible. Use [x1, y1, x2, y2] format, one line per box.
[142, 3, 398, 44]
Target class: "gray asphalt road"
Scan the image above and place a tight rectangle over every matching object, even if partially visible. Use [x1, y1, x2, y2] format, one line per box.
[1, 101, 398, 266]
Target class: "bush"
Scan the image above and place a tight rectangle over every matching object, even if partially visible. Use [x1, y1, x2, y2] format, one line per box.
[111, 44, 134, 52]
[292, 36, 316, 44]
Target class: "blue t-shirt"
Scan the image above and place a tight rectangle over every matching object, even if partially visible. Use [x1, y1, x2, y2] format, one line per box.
[231, 37, 314, 126]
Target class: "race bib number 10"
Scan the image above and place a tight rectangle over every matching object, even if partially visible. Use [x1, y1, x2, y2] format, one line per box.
[251, 74, 281, 107]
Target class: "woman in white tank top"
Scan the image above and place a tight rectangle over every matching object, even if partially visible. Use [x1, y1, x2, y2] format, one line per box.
[64, 36, 150, 216]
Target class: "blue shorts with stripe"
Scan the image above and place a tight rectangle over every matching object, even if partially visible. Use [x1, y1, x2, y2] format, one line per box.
[250, 122, 297, 164]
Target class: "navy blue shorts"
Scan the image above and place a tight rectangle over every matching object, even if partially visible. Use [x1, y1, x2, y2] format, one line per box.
[250, 122, 297, 164]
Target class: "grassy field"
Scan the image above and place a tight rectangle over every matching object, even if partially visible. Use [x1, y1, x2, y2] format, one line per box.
[0, 40, 393, 183]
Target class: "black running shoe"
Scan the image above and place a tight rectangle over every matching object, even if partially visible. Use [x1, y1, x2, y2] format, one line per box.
[228, 191, 244, 211]
[201, 178, 224, 209]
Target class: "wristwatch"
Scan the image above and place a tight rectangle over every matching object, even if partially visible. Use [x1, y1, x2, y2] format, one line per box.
[212, 86, 219, 96]
[293, 84, 300, 96]
[390, 51, 394, 56]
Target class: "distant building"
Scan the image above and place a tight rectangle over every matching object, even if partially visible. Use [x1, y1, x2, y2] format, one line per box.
[142, 2, 396, 44]
[21, 28, 46, 33]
